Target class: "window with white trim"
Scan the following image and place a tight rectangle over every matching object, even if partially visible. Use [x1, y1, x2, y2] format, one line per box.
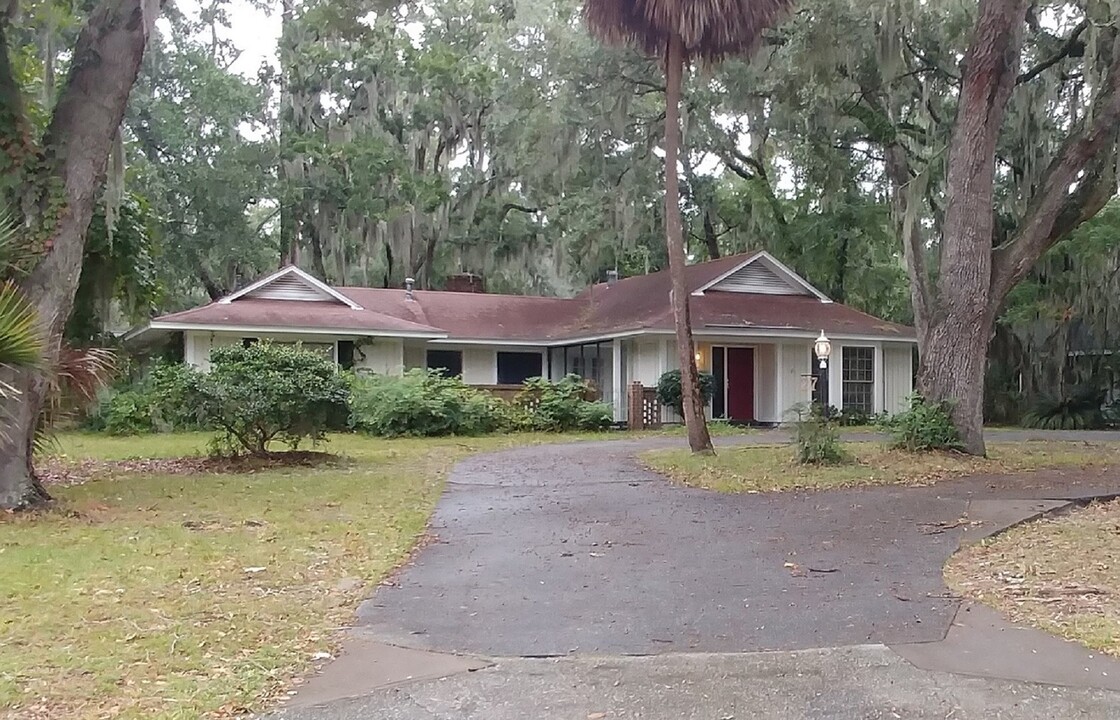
[842, 346, 874, 414]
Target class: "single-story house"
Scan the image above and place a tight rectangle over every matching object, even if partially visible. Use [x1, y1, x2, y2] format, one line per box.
[129, 251, 916, 424]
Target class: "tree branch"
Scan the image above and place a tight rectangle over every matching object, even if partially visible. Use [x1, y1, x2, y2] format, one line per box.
[885, 142, 932, 335]
[1017, 19, 1088, 85]
[990, 31, 1120, 305]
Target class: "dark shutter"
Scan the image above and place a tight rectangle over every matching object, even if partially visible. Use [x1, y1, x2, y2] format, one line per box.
[712, 346, 726, 418]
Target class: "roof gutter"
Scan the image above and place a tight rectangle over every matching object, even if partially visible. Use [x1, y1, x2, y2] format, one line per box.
[129, 321, 449, 342]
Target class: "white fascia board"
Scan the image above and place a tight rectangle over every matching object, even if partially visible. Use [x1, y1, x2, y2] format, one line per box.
[694, 327, 917, 344]
[148, 321, 445, 340]
[429, 330, 650, 348]
[218, 266, 364, 310]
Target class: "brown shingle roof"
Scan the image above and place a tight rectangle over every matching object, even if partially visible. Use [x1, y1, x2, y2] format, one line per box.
[149, 252, 915, 342]
[153, 299, 445, 336]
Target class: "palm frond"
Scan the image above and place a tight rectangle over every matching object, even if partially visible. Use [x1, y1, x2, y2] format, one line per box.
[584, 0, 792, 62]
[34, 345, 117, 455]
[0, 282, 42, 369]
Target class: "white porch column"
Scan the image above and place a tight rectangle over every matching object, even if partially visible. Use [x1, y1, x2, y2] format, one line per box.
[873, 343, 884, 414]
[612, 337, 624, 422]
[828, 343, 843, 409]
[184, 331, 197, 368]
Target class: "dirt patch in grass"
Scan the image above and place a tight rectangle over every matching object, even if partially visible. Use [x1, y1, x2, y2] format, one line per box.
[642, 441, 1120, 493]
[946, 499, 1120, 656]
[37, 451, 338, 489]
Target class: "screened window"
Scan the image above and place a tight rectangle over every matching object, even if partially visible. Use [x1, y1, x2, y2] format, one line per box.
[842, 346, 874, 414]
[571, 355, 602, 386]
[426, 350, 463, 378]
[497, 352, 543, 385]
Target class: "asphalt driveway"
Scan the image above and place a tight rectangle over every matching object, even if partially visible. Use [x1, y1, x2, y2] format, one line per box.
[357, 431, 1120, 656]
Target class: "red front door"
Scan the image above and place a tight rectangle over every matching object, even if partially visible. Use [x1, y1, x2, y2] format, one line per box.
[726, 347, 755, 421]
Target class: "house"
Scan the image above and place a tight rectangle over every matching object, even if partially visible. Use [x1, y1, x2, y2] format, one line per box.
[129, 251, 916, 424]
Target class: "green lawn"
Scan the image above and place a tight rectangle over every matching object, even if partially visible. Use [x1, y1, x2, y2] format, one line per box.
[642, 441, 1120, 493]
[0, 431, 592, 719]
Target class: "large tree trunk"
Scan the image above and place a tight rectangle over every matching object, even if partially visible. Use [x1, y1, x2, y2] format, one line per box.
[0, 0, 161, 509]
[915, 0, 1029, 455]
[664, 35, 713, 455]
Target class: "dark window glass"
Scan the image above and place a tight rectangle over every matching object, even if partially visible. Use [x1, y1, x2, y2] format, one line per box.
[426, 349, 463, 378]
[337, 340, 355, 370]
[242, 337, 259, 348]
[842, 347, 874, 414]
[497, 351, 543, 385]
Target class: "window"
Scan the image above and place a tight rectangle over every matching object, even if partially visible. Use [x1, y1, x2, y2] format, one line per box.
[426, 349, 463, 377]
[497, 352, 542, 385]
[571, 355, 602, 386]
[842, 346, 874, 413]
[337, 340, 355, 370]
[242, 337, 259, 348]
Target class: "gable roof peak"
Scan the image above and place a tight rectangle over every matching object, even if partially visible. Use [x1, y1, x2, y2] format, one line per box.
[218, 265, 363, 309]
[692, 250, 831, 302]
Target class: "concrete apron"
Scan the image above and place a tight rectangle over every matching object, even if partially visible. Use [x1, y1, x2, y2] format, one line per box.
[277, 492, 1120, 716]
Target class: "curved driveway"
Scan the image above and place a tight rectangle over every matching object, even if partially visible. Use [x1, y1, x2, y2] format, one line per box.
[358, 431, 1120, 657]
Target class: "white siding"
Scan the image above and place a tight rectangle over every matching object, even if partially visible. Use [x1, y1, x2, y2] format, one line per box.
[778, 342, 811, 422]
[631, 340, 665, 385]
[754, 344, 777, 423]
[184, 331, 334, 372]
[403, 343, 426, 371]
[708, 259, 809, 295]
[356, 339, 403, 375]
[462, 347, 495, 384]
[882, 344, 914, 415]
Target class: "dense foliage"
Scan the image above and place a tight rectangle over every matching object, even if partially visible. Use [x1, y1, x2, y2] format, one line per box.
[880, 395, 961, 452]
[350, 369, 512, 438]
[88, 360, 204, 435]
[656, 370, 716, 415]
[1020, 390, 1106, 431]
[518, 375, 613, 432]
[792, 403, 846, 465]
[193, 344, 350, 455]
[351, 371, 612, 437]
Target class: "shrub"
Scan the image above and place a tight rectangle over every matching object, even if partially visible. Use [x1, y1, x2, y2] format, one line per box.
[881, 394, 961, 451]
[350, 369, 510, 437]
[656, 369, 716, 414]
[1022, 389, 1106, 431]
[97, 389, 155, 435]
[792, 403, 847, 465]
[89, 359, 206, 435]
[195, 343, 350, 455]
[518, 375, 613, 432]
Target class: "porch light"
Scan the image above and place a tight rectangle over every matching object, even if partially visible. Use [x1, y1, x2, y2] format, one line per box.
[814, 330, 832, 368]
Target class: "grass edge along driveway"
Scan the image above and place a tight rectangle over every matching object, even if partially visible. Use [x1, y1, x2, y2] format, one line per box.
[641, 440, 1120, 494]
[946, 498, 1120, 657]
[1, 431, 593, 720]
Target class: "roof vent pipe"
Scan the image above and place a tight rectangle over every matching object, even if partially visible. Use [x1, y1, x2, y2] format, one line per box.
[405, 277, 415, 301]
[606, 269, 619, 286]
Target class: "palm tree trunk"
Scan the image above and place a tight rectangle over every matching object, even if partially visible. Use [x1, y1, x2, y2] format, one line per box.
[664, 34, 713, 454]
